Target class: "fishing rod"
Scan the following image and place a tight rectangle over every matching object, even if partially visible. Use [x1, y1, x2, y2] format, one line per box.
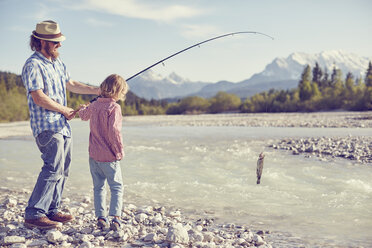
[90, 31, 274, 102]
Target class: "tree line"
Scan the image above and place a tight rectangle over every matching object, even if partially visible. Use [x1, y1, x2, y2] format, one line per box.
[240, 62, 372, 113]
[0, 61, 371, 122]
[167, 61, 372, 114]
[0, 71, 29, 122]
[0, 71, 167, 122]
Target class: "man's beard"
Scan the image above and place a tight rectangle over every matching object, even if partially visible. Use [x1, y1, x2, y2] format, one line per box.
[46, 42, 59, 60]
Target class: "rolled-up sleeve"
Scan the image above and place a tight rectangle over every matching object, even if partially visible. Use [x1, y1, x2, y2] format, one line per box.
[79, 105, 92, 121]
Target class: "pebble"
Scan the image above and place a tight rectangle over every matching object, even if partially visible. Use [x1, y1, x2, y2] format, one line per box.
[46, 230, 63, 243]
[166, 223, 189, 244]
[2, 236, 25, 245]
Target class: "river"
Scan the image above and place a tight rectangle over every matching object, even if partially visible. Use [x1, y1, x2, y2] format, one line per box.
[1, 117, 371, 247]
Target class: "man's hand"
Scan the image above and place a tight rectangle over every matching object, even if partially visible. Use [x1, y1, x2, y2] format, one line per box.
[31, 90, 76, 119]
[62, 107, 77, 120]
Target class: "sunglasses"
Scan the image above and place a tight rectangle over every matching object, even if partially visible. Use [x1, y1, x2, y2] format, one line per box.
[48, 41, 60, 45]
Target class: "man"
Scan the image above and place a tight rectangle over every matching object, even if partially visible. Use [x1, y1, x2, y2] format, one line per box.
[21, 20, 100, 229]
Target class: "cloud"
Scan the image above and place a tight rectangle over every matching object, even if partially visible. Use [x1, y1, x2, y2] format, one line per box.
[32, 3, 50, 20]
[16, 2, 54, 21]
[180, 24, 221, 39]
[85, 18, 114, 27]
[8, 25, 30, 34]
[72, 0, 203, 22]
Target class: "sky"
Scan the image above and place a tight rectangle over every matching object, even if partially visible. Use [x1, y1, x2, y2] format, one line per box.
[1, 0, 371, 86]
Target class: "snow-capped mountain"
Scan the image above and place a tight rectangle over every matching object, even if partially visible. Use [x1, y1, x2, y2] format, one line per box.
[128, 50, 371, 100]
[219, 50, 372, 98]
[128, 70, 210, 100]
[252, 50, 369, 82]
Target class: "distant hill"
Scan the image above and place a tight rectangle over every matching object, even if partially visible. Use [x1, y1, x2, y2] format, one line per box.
[128, 71, 210, 100]
[127, 50, 371, 100]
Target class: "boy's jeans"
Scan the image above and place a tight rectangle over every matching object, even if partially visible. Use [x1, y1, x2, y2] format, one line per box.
[25, 131, 72, 219]
[89, 157, 123, 218]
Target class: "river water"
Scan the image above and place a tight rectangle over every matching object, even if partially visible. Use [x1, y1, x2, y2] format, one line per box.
[1, 118, 371, 247]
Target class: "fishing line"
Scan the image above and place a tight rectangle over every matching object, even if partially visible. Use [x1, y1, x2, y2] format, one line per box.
[90, 31, 274, 102]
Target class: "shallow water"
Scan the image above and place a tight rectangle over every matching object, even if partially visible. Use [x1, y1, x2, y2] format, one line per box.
[1, 119, 371, 247]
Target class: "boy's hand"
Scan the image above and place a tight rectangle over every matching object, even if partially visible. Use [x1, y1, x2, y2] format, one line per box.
[70, 103, 90, 118]
[77, 103, 89, 111]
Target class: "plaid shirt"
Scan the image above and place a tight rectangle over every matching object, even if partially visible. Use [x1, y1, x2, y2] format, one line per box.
[22, 51, 72, 137]
[79, 97, 124, 162]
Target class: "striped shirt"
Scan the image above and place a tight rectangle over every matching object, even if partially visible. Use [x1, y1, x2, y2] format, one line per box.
[79, 97, 124, 162]
[22, 51, 71, 137]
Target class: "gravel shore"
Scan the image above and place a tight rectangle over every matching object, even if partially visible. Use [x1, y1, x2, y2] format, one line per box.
[271, 136, 372, 164]
[123, 111, 372, 128]
[0, 187, 279, 248]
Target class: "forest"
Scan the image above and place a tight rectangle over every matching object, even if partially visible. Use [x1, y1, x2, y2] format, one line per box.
[0, 61, 371, 122]
[0, 71, 167, 122]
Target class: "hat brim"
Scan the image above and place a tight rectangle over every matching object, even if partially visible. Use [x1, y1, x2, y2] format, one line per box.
[32, 33, 66, 42]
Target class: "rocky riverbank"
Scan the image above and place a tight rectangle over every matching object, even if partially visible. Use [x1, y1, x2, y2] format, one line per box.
[0, 188, 277, 248]
[271, 136, 372, 164]
[123, 111, 372, 128]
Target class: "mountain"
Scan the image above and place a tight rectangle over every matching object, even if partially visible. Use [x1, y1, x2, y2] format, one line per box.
[127, 50, 371, 100]
[215, 50, 371, 98]
[250, 50, 369, 83]
[127, 70, 210, 100]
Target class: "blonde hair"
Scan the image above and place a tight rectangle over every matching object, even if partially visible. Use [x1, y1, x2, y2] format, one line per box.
[100, 74, 129, 101]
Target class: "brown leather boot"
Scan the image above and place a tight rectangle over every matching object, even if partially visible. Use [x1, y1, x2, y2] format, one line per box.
[48, 212, 74, 223]
[24, 217, 62, 230]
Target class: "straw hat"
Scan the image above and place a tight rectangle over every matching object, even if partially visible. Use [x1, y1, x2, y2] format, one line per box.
[32, 20, 66, 42]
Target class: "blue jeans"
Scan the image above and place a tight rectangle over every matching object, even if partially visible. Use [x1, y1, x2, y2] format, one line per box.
[25, 131, 72, 219]
[89, 157, 123, 218]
